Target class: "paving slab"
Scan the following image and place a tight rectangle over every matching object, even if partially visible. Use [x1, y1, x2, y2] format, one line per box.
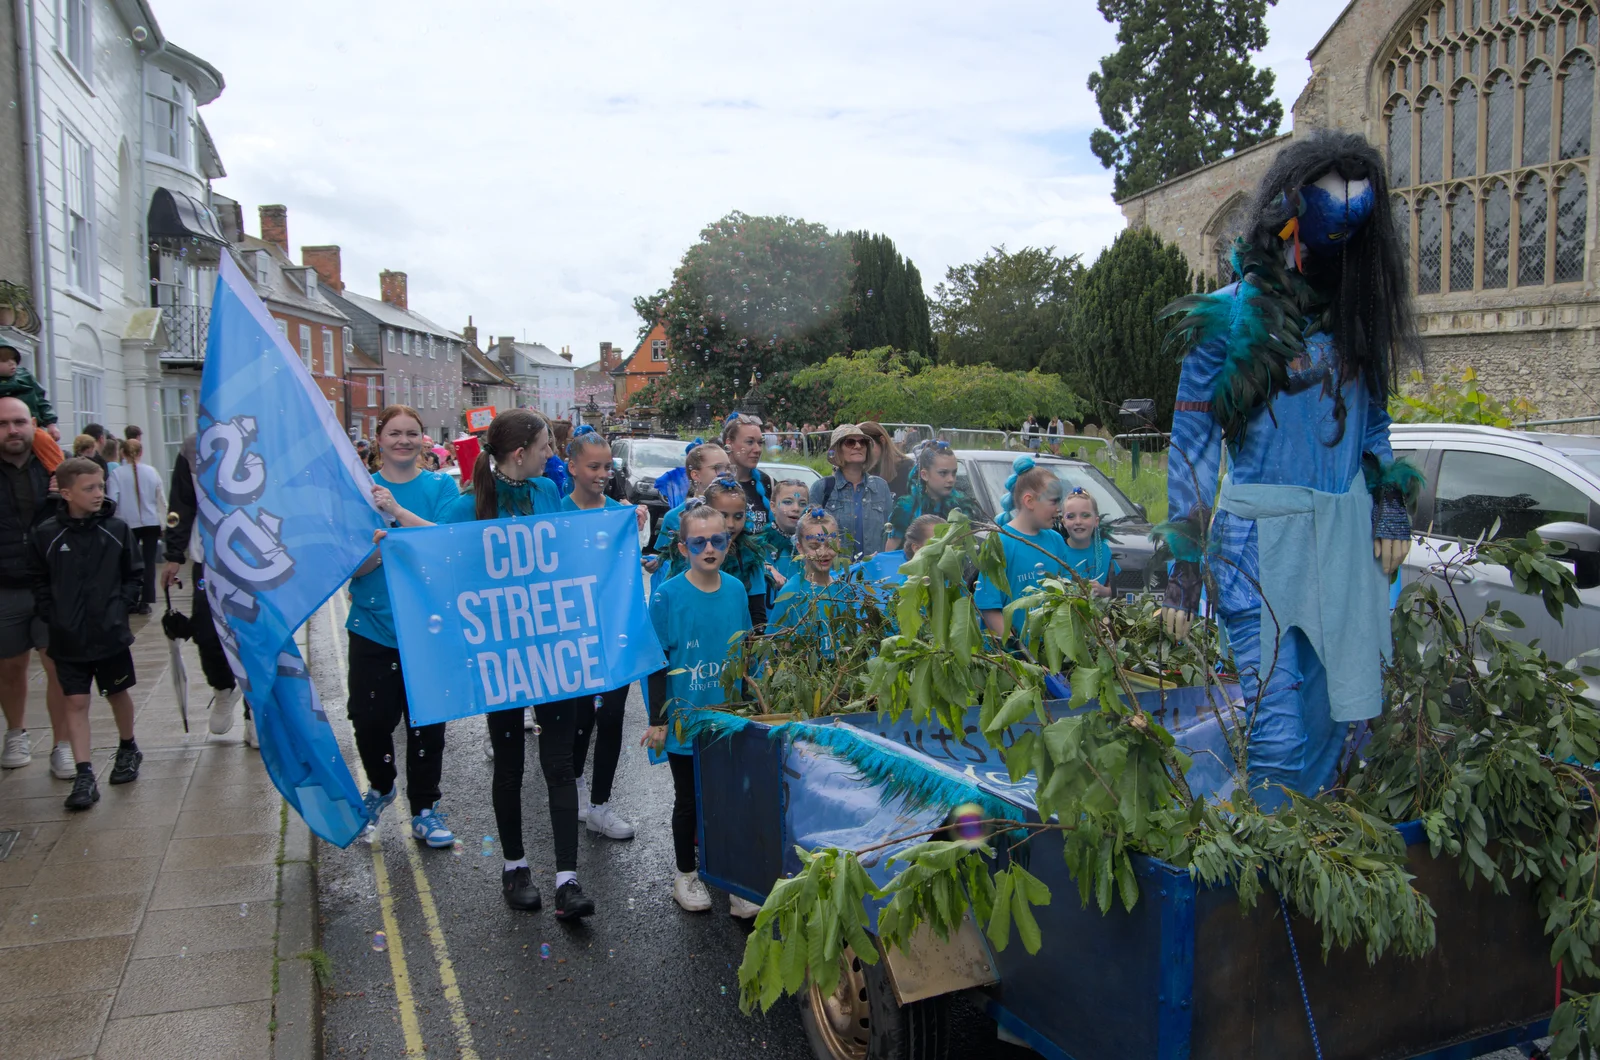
[95, 998, 272, 1060]
[111, 944, 274, 1017]
[131, 901, 277, 959]
[148, 862, 279, 911]
[0, 934, 134, 1003]
[0, 988, 115, 1060]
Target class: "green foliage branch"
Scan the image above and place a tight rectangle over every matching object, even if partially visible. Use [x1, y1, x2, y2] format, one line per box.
[1389, 365, 1541, 428]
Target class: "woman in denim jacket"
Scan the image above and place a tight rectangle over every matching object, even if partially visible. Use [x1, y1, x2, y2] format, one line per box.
[808, 424, 894, 558]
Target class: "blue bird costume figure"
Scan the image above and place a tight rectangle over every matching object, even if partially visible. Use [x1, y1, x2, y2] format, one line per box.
[1154, 131, 1423, 810]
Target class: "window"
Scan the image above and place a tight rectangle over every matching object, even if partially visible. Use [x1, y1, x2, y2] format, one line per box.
[428, 335, 436, 359]
[1561, 53, 1594, 159]
[1486, 72, 1514, 172]
[1418, 190, 1443, 292]
[61, 0, 91, 80]
[160, 387, 198, 470]
[1419, 88, 1445, 182]
[1394, 195, 1412, 266]
[144, 69, 195, 168]
[1484, 180, 1512, 286]
[1518, 173, 1548, 284]
[1450, 186, 1476, 290]
[1555, 169, 1587, 281]
[322, 329, 335, 376]
[1389, 98, 1413, 186]
[430, 384, 438, 409]
[366, 377, 378, 408]
[401, 377, 411, 405]
[61, 126, 95, 295]
[385, 330, 396, 354]
[275, 318, 287, 337]
[403, 332, 413, 356]
[72, 370, 101, 435]
[651, 339, 668, 361]
[1524, 61, 1554, 164]
[343, 326, 353, 356]
[1453, 82, 1478, 176]
[446, 341, 455, 362]
[1433, 450, 1588, 540]
[298, 324, 312, 370]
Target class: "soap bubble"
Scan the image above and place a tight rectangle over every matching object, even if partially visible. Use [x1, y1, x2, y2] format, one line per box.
[617, 633, 628, 648]
[427, 614, 443, 633]
[594, 530, 610, 551]
[372, 931, 388, 952]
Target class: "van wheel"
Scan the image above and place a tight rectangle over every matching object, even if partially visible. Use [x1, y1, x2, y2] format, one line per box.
[800, 942, 950, 1060]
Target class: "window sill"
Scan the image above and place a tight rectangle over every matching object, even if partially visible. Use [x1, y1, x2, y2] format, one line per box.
[60, 286, 102, 311]
[144, 154, 200, 180]
[54, 49, 94, 96]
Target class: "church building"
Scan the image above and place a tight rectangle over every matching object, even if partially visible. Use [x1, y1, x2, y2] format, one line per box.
[1118, 0, 1600, 418]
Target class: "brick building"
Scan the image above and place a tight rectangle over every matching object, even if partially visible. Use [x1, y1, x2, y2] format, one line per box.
[610, 321, 670, 412]
[1118, 0, 1600, 418]
[232, 208, 352, 427]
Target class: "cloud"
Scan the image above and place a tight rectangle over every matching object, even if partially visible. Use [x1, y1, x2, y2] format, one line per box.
[155, 0, 1339, 360]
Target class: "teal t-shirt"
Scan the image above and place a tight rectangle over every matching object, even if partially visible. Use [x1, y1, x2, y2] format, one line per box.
[348, 470, 470, 647]
[769, 576, 852, 658]
[973, 525, 1072, 637]
[444, 475, 562, 523]
[654, 503, 686, 552]
[848, 549, 906, 612]
[1064, 538, 1119, 585]
[647, 571, 751, 754]
[559, 493, 626, 512]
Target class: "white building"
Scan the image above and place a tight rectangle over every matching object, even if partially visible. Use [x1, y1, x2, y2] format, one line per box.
[488, 337, 576, 422]
[17, 0, 228, 471]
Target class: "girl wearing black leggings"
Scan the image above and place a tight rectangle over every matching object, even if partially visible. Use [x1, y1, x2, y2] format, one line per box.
[472, 409, 595, 920]
[560, 426, 652, 838]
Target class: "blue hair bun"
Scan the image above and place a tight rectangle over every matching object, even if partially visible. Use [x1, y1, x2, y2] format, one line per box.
[1012, 455, 1035, 473]
[684, 497, 708, 510]
[573, 424, 597, 437]
[685, 437, 704, 453]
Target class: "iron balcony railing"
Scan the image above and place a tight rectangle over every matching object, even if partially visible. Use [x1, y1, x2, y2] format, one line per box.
[159, 303, 211, 361]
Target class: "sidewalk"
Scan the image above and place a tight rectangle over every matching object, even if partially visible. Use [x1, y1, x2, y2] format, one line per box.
[0, 614, 318, 1060]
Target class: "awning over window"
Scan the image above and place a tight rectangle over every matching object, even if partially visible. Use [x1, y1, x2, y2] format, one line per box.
[147, 187, 227, 245]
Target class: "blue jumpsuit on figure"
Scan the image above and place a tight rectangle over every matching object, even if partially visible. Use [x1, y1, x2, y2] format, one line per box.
[1168, 316, 1406, 808]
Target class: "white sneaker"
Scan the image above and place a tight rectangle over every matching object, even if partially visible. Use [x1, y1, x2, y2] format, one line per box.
[523, 708, 535, 732]
[672, 871, 711, 912]
[483, 732, 495, 760]
[576, 785, 591, 823]
[1, 728, 31, 768]
[729, 894, 762, 919]
[50, 742, 74, 780]
[208, 686, 239, 736]
[586, 802, 635, 840]
[243, 718, 259, 748]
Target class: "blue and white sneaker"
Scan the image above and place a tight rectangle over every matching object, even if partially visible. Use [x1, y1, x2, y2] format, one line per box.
[361, 787, 397, 837]
[411, 803, 455, 848]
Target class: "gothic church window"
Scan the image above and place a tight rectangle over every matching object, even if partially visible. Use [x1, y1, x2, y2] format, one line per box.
[1381, 0, 1593, 292]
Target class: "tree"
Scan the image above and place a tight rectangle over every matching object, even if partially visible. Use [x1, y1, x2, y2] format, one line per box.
[842, 232, 934, 357]
[633, 212, 854, 413]
[778, 348, 1081, 429]
[1065, 228, 1195, 427]
[1088, 0, 1283, 200]
[931, 246, 1081, 373]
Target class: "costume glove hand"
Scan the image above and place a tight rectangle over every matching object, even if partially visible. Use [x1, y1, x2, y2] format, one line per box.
[1374, 536, 1410, 577]
[1159, 607, 1192, 640]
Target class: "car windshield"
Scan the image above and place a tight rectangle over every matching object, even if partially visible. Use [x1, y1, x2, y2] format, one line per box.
[628, 440, 687, 467]
[763, 463, 821, 487]
[970, 458, 1141, 524]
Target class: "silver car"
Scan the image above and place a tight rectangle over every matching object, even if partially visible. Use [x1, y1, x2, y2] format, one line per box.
[1390, 424, 1600, 676]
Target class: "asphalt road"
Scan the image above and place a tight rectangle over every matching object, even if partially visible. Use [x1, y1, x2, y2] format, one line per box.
[307, 598, 1027, 1060]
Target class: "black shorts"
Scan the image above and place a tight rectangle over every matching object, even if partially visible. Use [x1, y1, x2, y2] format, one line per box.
[55, 648, 137, 698]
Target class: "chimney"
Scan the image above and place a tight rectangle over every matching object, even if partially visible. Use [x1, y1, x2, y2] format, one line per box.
[216, 200, 244, 244]
[379, 270, 407, 310]
[497, 336, 515, 371]
[599, 341, 615, 369]
[461, 315, 477, 349]
[301, 245, 343, 293]
[259, 205, 288, 252]
[560, 345, 572, 363]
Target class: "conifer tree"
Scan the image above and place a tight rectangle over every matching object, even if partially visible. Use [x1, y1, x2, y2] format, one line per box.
[842, 232, 934, 357]
[1089, 0, 1283, 199]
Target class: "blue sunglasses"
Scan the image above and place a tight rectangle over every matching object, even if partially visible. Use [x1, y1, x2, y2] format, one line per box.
[685, 533, 730, 555]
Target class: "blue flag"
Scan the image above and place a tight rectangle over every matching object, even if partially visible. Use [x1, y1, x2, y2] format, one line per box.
[197, 253, 383, 848]
[381, 507, 665, 725]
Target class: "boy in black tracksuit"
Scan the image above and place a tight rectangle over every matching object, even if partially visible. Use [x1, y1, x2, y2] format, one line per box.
[29, 457, 143, 810]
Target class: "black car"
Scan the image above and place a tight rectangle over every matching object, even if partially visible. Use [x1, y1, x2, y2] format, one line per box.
[952, 449, 1164, 596]
[608, 435, 691, 541]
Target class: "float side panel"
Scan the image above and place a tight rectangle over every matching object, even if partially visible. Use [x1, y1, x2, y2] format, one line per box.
[695, 727, 786, 901]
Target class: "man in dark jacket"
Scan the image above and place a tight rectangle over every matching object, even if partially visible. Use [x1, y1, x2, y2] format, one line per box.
[161, 434, 249, 744]
[0, 396, 61, 774]
[29, 456, 143, 809]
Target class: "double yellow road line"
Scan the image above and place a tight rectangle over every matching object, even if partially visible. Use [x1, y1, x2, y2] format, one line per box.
[326, 595, 480, 1060]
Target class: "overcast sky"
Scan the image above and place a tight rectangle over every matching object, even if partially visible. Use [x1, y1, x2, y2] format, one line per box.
[155, 0, 1340, 367]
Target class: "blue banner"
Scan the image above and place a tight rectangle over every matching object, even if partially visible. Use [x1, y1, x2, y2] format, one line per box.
[198, 253, 383, 848]
[381, 507, 665, 725]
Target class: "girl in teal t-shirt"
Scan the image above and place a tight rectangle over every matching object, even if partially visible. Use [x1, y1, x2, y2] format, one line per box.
[643, 501, 753, 914]
[770, 509, 852, 657]
[973, 459, 1070, 640]
[1060, 487, 1117, 597]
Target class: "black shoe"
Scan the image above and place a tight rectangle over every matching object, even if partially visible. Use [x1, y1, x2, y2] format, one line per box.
[109, 746, 142, 785]
[131, 605, 153, 616]
[554, 881, 595, 920]
[64, 771, 99, 810]
[501, 866, 542, 912]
